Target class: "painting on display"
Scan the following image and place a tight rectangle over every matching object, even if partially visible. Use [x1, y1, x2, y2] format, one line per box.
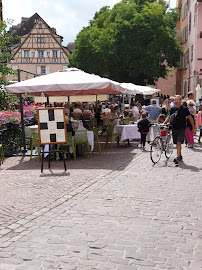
[37, 108, 67, 145]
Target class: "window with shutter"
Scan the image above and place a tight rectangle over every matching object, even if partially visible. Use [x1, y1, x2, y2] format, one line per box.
[189, 13, 191, 34]
[191, 45, 193, 62]
[46, 66, 50, 74]
[37, 37, 44, 43]
[36, 66, 41, 74]
[52, 50, 58, 58]
[181, 5, 184, 20]
[187, 49, 189, 65]
[24, 50, 30, 58]
[185, 25, 188, 40]
[41, 66, 46, 74]
[38, 51, 44, 58]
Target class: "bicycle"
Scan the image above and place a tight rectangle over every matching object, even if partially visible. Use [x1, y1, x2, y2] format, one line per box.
[150, 124, 173, 164]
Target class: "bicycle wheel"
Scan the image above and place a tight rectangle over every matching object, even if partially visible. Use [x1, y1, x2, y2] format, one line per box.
[165, 134, 173, 159]
[150, 136, 162, 164]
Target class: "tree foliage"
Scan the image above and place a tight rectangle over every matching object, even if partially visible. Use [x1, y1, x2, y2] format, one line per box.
[0, 17, 19, 110]
[69, 0, 182, 85]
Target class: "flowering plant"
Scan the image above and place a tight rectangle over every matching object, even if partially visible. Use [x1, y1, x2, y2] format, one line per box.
[0, 110, 22, 155]
[23, 105, 41, 126]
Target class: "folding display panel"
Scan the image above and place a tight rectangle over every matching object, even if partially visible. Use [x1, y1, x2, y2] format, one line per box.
[37, 108, 67, 145]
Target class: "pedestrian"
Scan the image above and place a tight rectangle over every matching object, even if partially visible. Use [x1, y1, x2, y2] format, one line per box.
[195, 97, 202, 113]
[196, 105, 202, 143]
[144, 99, 162, 142]
[161, 99, 171, 119]
[187, 91, 195, 101]
[131, 102, 139, 122]
[170, 96, 175, 107]
[157, 114, 167, 140]
[186, 101, 196, 148]
[137, 112, 150, 150]
[164, 95, 196, 166]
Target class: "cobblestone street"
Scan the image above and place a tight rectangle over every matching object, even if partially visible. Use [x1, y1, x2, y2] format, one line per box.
[0, 141, 202, 270]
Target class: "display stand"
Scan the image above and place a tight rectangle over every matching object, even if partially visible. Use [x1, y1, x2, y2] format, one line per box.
[37, 108, 67, 172]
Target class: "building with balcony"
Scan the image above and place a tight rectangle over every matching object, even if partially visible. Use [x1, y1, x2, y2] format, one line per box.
[7, 13, 70, 81]
[176, 0, 202, 96]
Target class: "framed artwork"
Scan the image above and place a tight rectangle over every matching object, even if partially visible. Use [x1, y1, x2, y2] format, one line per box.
[37, 108, 67, 145]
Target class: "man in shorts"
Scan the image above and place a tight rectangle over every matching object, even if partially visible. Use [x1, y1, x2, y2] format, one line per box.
[164, 95, 196, 165]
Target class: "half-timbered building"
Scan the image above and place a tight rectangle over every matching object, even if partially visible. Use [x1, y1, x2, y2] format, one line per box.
[7, 13, 70, 81]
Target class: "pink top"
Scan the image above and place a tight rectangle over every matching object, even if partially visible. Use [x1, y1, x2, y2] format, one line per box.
[196, 111, 202, 127]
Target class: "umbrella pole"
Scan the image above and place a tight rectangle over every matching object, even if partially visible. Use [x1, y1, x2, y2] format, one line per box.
[18, 69, 26, 155]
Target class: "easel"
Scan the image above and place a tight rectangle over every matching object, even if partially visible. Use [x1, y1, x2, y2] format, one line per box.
[37, 107, 67, 173]
[41, 145, 66, 173]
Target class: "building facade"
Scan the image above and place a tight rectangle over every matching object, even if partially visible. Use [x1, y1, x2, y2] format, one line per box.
[176, 0, 202, 96]
[0, 0, 2, 22]
[7, 13, 70, 81]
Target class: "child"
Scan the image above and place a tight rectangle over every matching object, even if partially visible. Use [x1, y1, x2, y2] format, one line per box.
[137, 112, 150, 150]
[157, 114, 167, 139]
[196, 105, 202, 143]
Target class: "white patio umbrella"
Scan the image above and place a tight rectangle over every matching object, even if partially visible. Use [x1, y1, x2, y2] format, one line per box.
[5, 68, 134, 96]
[121, 82, 160, 96]
[196, 84, 201, 102]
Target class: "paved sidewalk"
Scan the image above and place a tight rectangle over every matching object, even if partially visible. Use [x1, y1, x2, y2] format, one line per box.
[0, 141, 202, 270]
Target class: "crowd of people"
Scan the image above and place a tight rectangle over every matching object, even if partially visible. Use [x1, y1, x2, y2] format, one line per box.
[137, 91, 202, 166]
[37, 91, 201, 166]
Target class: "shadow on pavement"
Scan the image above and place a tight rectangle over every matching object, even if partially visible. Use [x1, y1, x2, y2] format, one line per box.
[179, 162, 201, 172]
[5, 142, 139, 172]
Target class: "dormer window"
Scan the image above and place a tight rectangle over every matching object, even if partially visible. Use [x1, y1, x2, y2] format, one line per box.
[37, 37, 44, 43]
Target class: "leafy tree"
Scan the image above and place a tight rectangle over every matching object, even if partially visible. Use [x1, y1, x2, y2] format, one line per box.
[0, 17, 19, 110]
[69, 0, 182, 85]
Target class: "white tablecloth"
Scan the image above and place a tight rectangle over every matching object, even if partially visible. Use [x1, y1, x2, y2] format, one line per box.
[87, 131, 94, 151]
[114, 124, 140, 142]
[29, 125, 94, 155]
[29, 125, 38, 133]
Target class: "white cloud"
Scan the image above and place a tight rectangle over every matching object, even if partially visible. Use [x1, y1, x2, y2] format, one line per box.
[3, 0, 176, 46]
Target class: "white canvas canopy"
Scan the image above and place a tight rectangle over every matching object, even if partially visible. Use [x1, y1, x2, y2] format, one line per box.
[5, 68, 136, 96]
[121, 82, 160, 95]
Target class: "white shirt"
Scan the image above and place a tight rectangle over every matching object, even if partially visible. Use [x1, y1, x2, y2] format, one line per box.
[132, 106, 139, 117]
[102, 108, 111, 114]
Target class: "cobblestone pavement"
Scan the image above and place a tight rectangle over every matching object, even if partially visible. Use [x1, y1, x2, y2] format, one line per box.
[0, 139, 202, 270]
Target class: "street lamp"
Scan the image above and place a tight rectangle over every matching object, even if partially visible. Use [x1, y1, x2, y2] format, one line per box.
[17, 69, 39, 155]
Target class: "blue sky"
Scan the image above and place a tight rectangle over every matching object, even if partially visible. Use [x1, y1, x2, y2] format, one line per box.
[3, 0, 176, 46]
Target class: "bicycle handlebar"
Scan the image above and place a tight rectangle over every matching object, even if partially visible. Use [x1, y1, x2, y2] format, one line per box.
[151, 123, 172, 128]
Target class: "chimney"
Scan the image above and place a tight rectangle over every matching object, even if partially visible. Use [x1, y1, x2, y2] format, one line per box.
[51, 27, 56, 34]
